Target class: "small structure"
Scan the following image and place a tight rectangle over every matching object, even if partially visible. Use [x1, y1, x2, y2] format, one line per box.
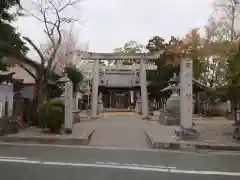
[159, 73, 180, 125]
[158, 58, 199, 140]
[233, 110, 240, 140]
[57, 73, 73, 134]
[0, 72, 25, 134]
[233, 120, 240, 140]
[77, 51, 162, 119]
[135, 92, 142, 114]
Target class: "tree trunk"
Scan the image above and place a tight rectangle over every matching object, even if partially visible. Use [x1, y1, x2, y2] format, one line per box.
[29, 81, 48, 126]
[30, 98, 38, 126]
[194, 92, 201, 114]
[232, 101, 237, 121]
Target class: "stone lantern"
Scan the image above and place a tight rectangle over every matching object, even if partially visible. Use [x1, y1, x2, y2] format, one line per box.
[57, 73, 73, 134]
[159, 73, 181, 125]
[135, 92, 142, 114]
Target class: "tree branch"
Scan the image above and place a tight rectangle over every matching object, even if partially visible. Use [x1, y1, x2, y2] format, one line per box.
[46, 1, 63, 71]
[41, 6, 55, 45]
[23, 37, 45, 68]
[58, 0, 81, 13]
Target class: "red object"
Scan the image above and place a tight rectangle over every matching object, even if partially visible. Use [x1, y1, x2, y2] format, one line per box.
[23, 83, 35, 86]
[19, 111, 23, 121]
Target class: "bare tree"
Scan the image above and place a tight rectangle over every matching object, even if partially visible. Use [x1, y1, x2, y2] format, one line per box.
[42, 25, 88, 75]
[214, 0, 240, 41]
[200, 18, 230, 88]
[25, 0, 81, 88]
[212, 1, 240, 120]
[18, 0, 82, 123]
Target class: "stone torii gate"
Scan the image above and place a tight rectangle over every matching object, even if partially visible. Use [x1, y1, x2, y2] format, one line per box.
[78, 51, 162, 119]
[78, 51, 195, 137]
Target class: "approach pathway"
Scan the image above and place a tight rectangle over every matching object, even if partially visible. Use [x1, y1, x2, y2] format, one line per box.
[87, 115, 149, 149]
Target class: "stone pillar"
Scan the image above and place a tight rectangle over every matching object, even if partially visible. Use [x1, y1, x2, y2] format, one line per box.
[91, 59, 100, 118]
[109, 91, 112, 108]
[64, 80, 73, 133]
[7, 94, 13, 117]
[130, 91, 134, 104]
[135, 92, 142, 114]
[227, 100, 231, 113]
[74, 92, 80, 111]
[140, 56, 149, 119]
[98, 91, 104, 113]
[180, 58, 193, 129]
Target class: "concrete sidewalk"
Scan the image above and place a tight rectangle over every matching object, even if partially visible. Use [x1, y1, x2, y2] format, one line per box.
[0, 114, 148, 149]
[2, 114, 240, 152]
[88, 115, 149, 149]
[0, 123, 95, 145]
[145, 118, 240, 151]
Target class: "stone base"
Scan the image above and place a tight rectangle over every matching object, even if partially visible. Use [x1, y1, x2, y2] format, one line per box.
[174, 126, 199, 140]
[91, 116, 98, 119]
[158, 111, 180, 126]
[64, 128, 73, 134]
[141, 115, 150, 120]
[98, 103, 104, 114]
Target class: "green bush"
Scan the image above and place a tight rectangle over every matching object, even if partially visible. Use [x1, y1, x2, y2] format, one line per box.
[38, 99, 64, 133]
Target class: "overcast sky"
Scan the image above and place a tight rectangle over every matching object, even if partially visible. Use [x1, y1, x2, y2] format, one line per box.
[15, 0, 215, 59]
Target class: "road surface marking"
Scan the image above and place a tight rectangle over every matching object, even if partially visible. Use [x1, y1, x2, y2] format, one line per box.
[96, 162, 174, 169]
[0, 158, 240, 176]
[138, 164, 176, 169]
[96, 162, 105, 164]
[171, 169, 240, 176]
[0, 156, 26, 160]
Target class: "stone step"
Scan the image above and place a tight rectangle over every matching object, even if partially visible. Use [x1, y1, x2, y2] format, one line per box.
[103, 112, 136, 116]
[104, 108, 133, 112]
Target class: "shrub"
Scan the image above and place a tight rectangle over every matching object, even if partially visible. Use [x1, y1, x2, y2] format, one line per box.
[38, 99, 64, 133]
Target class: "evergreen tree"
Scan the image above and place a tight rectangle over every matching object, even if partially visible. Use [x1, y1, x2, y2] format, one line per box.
[0, 0, 28, 70]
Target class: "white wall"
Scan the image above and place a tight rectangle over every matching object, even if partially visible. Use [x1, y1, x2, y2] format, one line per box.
[7, 64, 37, 84]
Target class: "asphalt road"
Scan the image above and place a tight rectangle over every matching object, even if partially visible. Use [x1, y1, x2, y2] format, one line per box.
[0, 143, 240, 180]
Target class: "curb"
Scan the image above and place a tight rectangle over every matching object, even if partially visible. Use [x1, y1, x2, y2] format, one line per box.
[145, 131, 240, 151]
[145, 131, 181, 149]
[0, 128, 96, 146]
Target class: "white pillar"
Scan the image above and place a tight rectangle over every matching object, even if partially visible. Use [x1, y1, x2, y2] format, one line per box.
[6, 93, 13, 117]
[64, 80, 73, 132]
[130, 91, 134, 104]
[180, 58, 193, 129]
[91, 59, 100, 118]
[140, 56, 149, 119]
[109, 91, 112, 108]
[98, 91, 103, 113]
[135, 91, 141, 114]
[76, 93, 79, 110]
[227, 100, 231, 113]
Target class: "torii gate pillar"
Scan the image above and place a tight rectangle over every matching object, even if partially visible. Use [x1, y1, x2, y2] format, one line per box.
[140, 56, 149, 119]
[91, 59, 99, 118]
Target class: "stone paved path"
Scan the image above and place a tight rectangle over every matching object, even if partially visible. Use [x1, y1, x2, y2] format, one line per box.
[86, 115, 149, 149]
